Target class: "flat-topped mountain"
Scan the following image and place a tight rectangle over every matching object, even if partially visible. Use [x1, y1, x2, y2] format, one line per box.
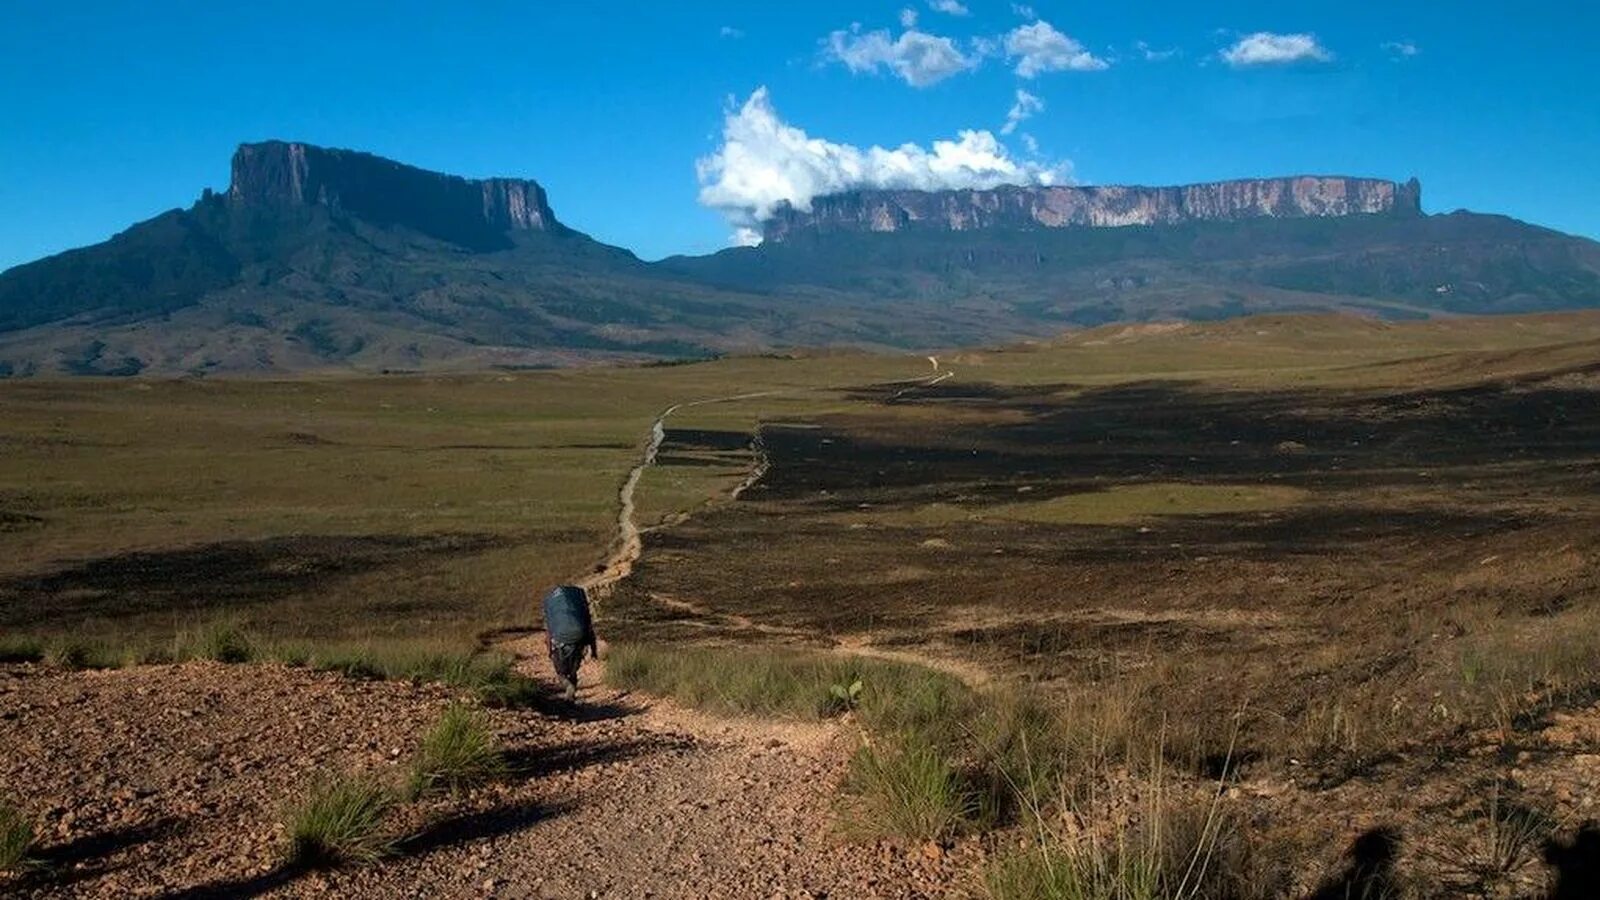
[1, 142, 1597, 376]
[229, 141, 564, 248]
[762, 176, 1422, 242]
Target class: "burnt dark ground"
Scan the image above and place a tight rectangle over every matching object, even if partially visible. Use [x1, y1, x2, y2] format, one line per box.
[612, 369, 1600, 744]
[0, 529, 592, 637]
[605, 366, 1600, 891]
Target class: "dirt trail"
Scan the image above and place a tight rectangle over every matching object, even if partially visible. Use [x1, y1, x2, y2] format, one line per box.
[577, 358, 950, 601]
[641, 591, 995, 688]
[576, 390, 785, 600]
[0, 658, 976, 899]
[399, 356, 979, 896]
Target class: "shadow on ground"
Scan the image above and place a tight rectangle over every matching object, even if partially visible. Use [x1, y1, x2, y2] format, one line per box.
[14, 818, 189, 891]
[397, 799, 576, 859]
[0, 533, 510, 628]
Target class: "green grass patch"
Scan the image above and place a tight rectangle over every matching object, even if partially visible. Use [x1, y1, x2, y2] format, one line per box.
[270, 639, 549, 709]
[41, 637, 123, 670]
[266, 636, 508, 685]
[172, 618, 258, 663]
[983, 802, 1290, 900]
[0, 636, 43, 664]
[0, 802, 34, 873]
[846, 736, 975, 840]
[604, 642, 969, 723]
[408, 703, 508, 797]
[282, 773, 397, 868]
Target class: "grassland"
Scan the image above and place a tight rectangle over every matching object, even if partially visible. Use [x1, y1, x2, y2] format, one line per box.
[0, 353, 926, 645]
[601, 312, 1600, 894]
[7, 311, 1600, 893]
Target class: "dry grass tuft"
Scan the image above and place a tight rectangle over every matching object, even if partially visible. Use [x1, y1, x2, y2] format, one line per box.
[408, 703, 507, 798]
[0, 801, 35, 873]
[283, 773, 397, 868]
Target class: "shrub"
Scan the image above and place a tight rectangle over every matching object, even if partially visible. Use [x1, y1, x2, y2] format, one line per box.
[282, 774, 396, 867]
[42, 638, 119, 670]
[985, 838, 1160, 900]
[408, 703, 507, 797]
[0, 802, 34, 872]
[1425, 785, 1555, 894]
[0, 636, 43, 664]
[288, 643, 514, 689]
[983, 801, 1289, 900]
[605, 642, 971, 723]
[174, 619, 257, 663]
[845, 735, 975, 841]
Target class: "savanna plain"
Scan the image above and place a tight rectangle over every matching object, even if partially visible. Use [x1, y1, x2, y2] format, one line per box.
[4, 313, 1600, 898]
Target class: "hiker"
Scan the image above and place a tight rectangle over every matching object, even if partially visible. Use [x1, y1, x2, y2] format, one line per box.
[542, 584, 598, 701]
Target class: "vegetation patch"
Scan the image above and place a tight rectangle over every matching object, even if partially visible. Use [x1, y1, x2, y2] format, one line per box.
[845, 736, 975, 841]
[283, 773, 397, 868]
[41, 637, 122, 670]
[0, 636, 42, 664]
[608, 642, 1188, 841]
[982, 801, 1290, 900]
[172, 618, 258, 663]
[0, 802, 34, 873]
[408, 703, 508, 797]
[604, 642, 967, 722]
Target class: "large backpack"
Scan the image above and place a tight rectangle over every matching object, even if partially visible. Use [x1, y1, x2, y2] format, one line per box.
[542, 585, 594, 646]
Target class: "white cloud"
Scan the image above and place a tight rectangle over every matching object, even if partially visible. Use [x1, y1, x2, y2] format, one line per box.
[1001, 89, 1044, 135]
[719, 25, 744, 39]
[928, 0, 970, 15]
[1381, 40, 1419, 58]
[696, 88, 1069, 244]
[899, 8, 918, 28]
[1011, 3, 1037, 20]
[1021, 133, 1040, 155]
[823, 24, 981, 87]
[1220, 32, 1333, 67]
[1135, 40, 1177, 62]
[1005, 21, 1110, 76]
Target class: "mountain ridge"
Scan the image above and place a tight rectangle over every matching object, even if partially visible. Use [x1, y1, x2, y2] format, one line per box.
[1, 141, 1597, 377]
[762, 175, 1423, 243]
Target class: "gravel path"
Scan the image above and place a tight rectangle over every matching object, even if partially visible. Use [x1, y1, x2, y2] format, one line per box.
[0, 656, 980, 898]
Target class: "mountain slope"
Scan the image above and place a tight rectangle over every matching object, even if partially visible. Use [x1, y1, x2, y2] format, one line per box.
[668, 206, 1600, 325]
[0, 144, 833, 375]
[3, 143, 1599, 376]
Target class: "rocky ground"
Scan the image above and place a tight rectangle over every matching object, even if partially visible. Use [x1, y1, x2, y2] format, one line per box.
[0, 651, 983, 899]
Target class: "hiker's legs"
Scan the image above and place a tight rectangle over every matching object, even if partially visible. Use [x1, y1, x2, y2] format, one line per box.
[548, 639, 582, 699]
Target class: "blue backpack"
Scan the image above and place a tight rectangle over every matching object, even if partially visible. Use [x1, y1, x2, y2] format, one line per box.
[542, 585, 594, 646]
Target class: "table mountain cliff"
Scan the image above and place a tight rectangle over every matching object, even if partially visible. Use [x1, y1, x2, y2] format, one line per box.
[1, 142, 1597, 376]
[761, 177, 1422, 242]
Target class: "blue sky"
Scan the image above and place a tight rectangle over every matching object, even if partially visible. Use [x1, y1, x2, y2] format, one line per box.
[1, 1, 1596, 270]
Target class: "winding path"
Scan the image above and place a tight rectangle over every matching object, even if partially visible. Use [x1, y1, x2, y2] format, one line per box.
[577, 357, 950, 600]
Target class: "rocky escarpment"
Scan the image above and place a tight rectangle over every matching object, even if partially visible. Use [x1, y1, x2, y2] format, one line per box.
[230, 141, 564, 247]
[763, 176, 1423, 243]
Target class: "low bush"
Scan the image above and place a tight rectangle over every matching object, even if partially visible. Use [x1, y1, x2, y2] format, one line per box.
[0, 801, 34, 872]
[173, 619, 258, 663]
[283, 642, 514, 689]
[0, 636, 43, 664]
[605, 642, 969, 723]
[408, 703, 507, 797]
[282, 773, 397, 868]
[984, 799, 1290, 900]
[845, 734, 975, 840]
[42, 637, 121, 670]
